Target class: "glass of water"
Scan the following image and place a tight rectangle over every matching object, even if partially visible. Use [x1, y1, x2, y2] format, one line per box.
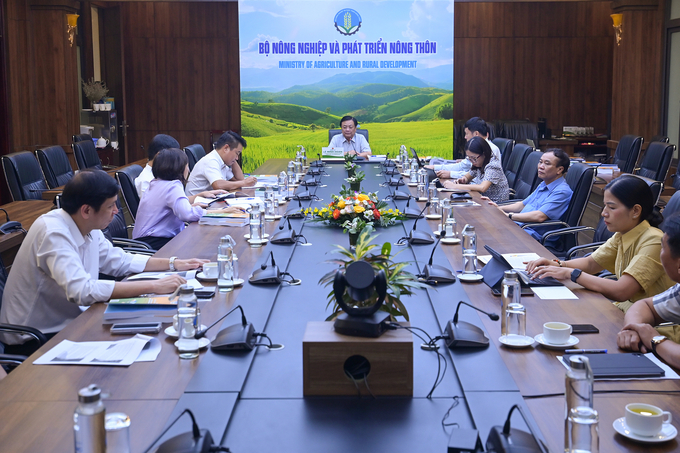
[567, 407, 599, 453]
[505, 302, 526, 337]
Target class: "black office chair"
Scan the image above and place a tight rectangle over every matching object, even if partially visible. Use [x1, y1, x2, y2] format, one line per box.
[115, 165, 143, 222]
[612, 135, 643, 174]
[509, 150, 542, 200]
[651, 135, 669, 143]
[328, 129, 369, 143]
[72, 139, 111, 171]
[1, 152, 49, 201]
[184, 144, 207, 171]
[492, 137, 515, 170]
[564, 217, 615, 260]
[35, 146, 75, 189]
[635, 141, 675, 182]
[102, 199, 155, 255]
[72, 134, 93, 143]
[504, 144, 533, 191]
[661, 191, 680, 228]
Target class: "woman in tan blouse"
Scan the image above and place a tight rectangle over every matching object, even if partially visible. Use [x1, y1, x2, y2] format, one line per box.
[526, 175, 674, 312]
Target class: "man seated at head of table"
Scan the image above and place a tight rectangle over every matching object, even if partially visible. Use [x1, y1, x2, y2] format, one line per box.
[328, 116, 371, 159]
[136, 134, 180, 198]
[0, 169, 208, 355]
[483, 149, 572, 246]
[617, 214, 680, 367]
[425, 117, 501, 180]
[526, 175, 674, 312]
[185, 131, 257, 196]
[440, 136, 510, 203]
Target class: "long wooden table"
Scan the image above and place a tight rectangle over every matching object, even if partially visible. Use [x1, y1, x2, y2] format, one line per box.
[1, 159, 680, 452]
[0, 200, 54, 266]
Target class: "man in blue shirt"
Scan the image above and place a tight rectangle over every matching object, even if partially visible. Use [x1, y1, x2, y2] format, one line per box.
[484, 148, 572, 241]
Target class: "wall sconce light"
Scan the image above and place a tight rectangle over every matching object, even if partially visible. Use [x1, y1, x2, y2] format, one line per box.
[66, 14, 79, 47]
[611, 13, 623, 46]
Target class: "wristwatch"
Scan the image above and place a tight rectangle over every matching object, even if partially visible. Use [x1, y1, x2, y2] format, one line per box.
[651, 335, 668, 354]
[570, 269, 583, 283]
[169, 256, 178, 272]
[508, 213, 513, 220]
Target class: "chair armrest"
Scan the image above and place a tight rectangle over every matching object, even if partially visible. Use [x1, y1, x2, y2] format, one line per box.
[0, 353, 27, 367]
[102, 165, 117, 171]
[539, 225, 595, 245]
[121, 247, 156, 256]
[0, 323, 48, 345]
[497, 199, 524, 206]
[520, 220, 572, 231]
[566, 242, 605, 260]
[111, 238, 154, 250]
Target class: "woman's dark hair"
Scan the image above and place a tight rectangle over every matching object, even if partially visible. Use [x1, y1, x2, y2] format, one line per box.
[152, 148, 189, 184]
[214, 131, 247, 151]
[465, 136, 492, 171]
[604, 175, 662, 227]
[61, 169, 119, 214]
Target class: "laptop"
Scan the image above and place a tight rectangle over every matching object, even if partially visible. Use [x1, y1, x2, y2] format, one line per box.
[481, 245, 563, 289]
[410, 147, 425, 168]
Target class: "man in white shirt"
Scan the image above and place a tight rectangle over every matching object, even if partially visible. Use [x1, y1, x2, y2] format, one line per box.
[426, 117, 501, 179]
[328, 116, 371, 158]
[135, 134, 180, 198]
[185, 131, 256, 196]
[0, 170, 207, 352]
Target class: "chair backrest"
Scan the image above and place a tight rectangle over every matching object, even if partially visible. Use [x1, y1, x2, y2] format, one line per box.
[651, 135, 669, 143]
[328, 129, 369, 143]
[102, 198, 127, 240]
[662, 191, 680, 228]
[72, 140, 103, 170]
[1, 151, 48, 201]
[492, 137, 515, 170]
[512, 150, 542, 200]
[116, 164, 143, 221]
[35, 146, 74, 189]
[184, 144, 207, 171]
[562, 162, 596, 228]
[627, 173, 663, 206]
[613, 135, 643, 174]
[635, 141, 675, 182]
[72, 134, 92, 143]
[504, 143, 533, 190]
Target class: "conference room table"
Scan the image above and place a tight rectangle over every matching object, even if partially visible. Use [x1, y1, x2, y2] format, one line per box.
[1, 159, 679, 452]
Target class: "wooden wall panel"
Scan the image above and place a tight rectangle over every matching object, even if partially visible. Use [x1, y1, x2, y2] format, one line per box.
[454, 2, 614, 137]
[120, 2, 240, 163]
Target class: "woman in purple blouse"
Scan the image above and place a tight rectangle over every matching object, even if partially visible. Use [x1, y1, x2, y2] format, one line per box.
[133, 148, 243, 249]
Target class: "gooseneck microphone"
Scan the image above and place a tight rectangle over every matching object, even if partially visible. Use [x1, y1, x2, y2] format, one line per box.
[406, 202, 434, 244]
[486, 404, 549, 453]
[195, 305, 247, 339]
[143, 409, 216, 453]
[445, 300, 498, 348]
[422, 231, 457, 284]
[284, 195, 305, 218]
[404, 195, 424, 218]
[382, 177, 410, 201]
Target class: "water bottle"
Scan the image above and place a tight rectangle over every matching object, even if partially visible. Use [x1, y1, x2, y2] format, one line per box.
[74, 384, 106, 453]
[249, 204, 263, 245]
[272, 183, 280, 203]
[217, 235, 235, 289]
[567, 406, 599, 453]
[409, 159, 417, 181]
[279, 170, 289, 198]
[418, 168, 428, 186]
[427, 181, 438, 215]
[461, 224, 477, 275]
[564, 355, 594, 452]
[176, 285, 199, 359]
[287, 161, 295, 190]
[417, 180, 425, 200]
[501, 270, 521, 336]
[298, 145, 307, 166]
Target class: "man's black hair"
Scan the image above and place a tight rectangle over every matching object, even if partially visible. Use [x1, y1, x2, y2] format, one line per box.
[544, 148, 570, 175]
[340, 116, 358, 127]
[147, 134, 180, 161]
[61, 169, 119, 214]
[214, 131, 247, 151]
[464, 117, 489, 137]
[663, 214, 680, 259]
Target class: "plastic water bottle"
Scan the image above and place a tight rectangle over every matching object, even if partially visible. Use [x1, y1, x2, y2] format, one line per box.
[567, 406, 599, 453]
[287, 161, 295, 191]
[250, 204, 263, 245]
[176, 285, 199, 359]
[279, 171, 289, 198]
[74, 384, 106, 453]
[501, 270, 521, 336]
[217, 235, 235, 289]
[564, 355, 594, 452]
[461, 224, 477, 275]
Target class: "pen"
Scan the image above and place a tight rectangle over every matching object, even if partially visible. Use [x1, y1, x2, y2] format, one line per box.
[564, 349, 607, 354]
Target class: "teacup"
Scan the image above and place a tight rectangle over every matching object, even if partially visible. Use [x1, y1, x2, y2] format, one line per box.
[543, 322, 572, 345]
[203, 262, 218, 279]
[93, 103, 100, 111]
[104, 103, 112, 111]
[625, 403, 672, 437]
[110, 141, 119, 150]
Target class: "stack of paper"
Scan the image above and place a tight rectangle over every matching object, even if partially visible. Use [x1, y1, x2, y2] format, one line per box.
[103, 303, 176, 324]
[199, 211, 249, 226]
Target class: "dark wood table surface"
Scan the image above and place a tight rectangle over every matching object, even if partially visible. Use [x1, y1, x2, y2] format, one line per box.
[0, 200, 55, 265]
[2, 159, 680, 452]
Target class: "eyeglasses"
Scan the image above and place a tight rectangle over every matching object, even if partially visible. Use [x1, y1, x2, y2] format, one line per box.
[466, 155, 481, 163]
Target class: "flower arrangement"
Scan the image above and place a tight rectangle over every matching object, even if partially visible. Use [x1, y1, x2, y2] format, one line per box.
[345, 169, 365, 191]
[319, 230, 426, 321]
[307, 189, 405, 233]
[344, 153, 358, 173]
[82, 78, 109, 104]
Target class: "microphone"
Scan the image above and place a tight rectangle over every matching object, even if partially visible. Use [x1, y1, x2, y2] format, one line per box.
[311, 152, 325, 167]
[248, 251, 282, 285]
[284, 196, 305, 218]
[195, 304, 247, 339]
[382, 178, 410, 201]
[271, 216, 298, 244]
[422, 231, 456, 283]
[143, 409, 215, 453]
[404, 195, 424, 218]
[406, 202, 434, 244]
[383, 152, 396, 167]
[445, 300, 498, 348]
[486, 404, 548, 453]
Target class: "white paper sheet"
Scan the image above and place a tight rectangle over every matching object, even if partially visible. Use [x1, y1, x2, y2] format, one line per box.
[34, 334, 154, 366]
[531, 286, 579, 300]
[127, 270, 196, 281]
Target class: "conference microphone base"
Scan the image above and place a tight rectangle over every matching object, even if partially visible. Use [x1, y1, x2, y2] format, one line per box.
[283, 206, 305, 219]
[445, 320, 490, 348]
[391, 190, 411, 200]
[408, 230, 434, 244]
[485, 425, 544, 453]
[270, 228, 296, 244]
[211, 323, 256, 351]
[156, 429, 214, 453]
[404, 207, 424, 219]
[424, 264, 457, 283]
[334, 312, 391, 338]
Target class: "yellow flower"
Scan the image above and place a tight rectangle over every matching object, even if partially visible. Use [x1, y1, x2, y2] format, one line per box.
[354, 206, 365, 213]
[357, 194, 370, 201]
[388, 209, 394, 214]
[314, 207, 319, 213]
[337, 200, 346, 209]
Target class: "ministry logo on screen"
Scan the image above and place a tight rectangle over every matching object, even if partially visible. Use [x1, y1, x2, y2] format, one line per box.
[334, 9, 362, 36]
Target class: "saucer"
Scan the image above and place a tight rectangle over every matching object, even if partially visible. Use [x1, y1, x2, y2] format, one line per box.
[534, 333, 579, 349]
[458, 273, 483, 282]
[196, 272, 217, 282]
[440, 238, 461, 245]
[165, 325, 208, 339]
[613, 417, 677, 443]
[244, 233, 270, 239]
[499, 334, 535, 348]
[248, 238, 269, 245]
[174, 337, 210, 349]
[425, 214, 440, 220]
[218, 278, 245, 287]
[407, 183, 418, 187]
